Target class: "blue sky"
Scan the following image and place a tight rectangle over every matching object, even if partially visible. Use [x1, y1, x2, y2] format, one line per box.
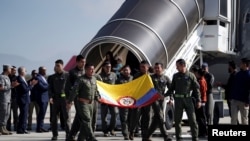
[0, 0, 124, 74]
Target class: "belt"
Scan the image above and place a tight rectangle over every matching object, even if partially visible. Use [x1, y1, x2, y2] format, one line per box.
[60, 93, 66, 98]
[77, 97, 92, 104]
[174, 94, 191, 98]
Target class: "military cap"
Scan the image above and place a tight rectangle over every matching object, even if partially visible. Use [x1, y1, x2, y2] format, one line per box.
[3, 64, 13, 70]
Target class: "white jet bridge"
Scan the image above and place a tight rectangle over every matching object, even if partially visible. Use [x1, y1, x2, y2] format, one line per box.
[68, 0, 241, 130]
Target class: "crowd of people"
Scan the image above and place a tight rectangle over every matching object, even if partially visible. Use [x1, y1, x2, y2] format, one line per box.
[0, 52, 249, 141]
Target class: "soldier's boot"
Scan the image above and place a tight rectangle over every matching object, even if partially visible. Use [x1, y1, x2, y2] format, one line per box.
[164, 136, 173, 141]
[66, 136, 76, 141]
[3, 126, 12, 135]
[6, 125, 11, 131]
[129, 132, 134, 140]
[110, 130, 116, 136]
[89, 137, 98, 141]
[142, 139, 152, 141]
[14, 123, 17, 131]
[0, 126, 10, 135]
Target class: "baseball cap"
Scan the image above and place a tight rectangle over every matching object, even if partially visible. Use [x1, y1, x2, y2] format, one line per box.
[201, 62, 208, 68]
[241, 57, 250, 63]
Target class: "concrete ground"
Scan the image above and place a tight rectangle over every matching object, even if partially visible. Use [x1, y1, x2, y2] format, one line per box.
[0, 103, 231, 141]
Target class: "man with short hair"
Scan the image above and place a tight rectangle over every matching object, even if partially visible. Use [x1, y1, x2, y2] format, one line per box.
[7, 66, 18, 131]
[49, 59, 71, 140]
[129, 60, 152, 141]
[230, 58, 250, 125]
[115, 65, 133, 140]
[0, 65, 17, 135]
[66, 63, 99, 141]
[27, 70, 39, 131]
[217, 61, 237, 118]
[66, 55, 86, 141]
[16, 66, 37, 134]
[165, 59, 201, 141]
[147, 62, 172, 141]
[201, 62, 215, 125]
[99, 61, 118, 137]
[34, 66, 49, 133]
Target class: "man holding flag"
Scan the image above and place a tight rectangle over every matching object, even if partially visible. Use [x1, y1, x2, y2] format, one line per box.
[129, 60, 152, 141]
[147, 62, 172, 141]
[96, 60, 163, 140]
[99, 61, 118, 137]
[115, 65, 133, 140]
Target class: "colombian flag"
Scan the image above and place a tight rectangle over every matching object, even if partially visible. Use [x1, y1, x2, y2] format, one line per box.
[97, 74, 160, 108]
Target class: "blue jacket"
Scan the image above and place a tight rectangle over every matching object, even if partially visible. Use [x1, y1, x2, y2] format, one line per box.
[33, 74, 49, 103]
[231, 70, 250, 103]
[16, 76, 32, 104]
[27, 77, 37, 101]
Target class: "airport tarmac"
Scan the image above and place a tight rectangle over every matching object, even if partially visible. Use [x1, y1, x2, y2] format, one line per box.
[0, 103, 231, 141]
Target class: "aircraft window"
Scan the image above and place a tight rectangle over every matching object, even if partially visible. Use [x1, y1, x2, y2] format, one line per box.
[205, 20, 217, 25]
[243, 13, 250, 24]
[220, 0, 227, 17]
[219, 21, 226, 27]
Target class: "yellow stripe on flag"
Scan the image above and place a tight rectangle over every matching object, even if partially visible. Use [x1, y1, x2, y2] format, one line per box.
[97, 74, 155, 102]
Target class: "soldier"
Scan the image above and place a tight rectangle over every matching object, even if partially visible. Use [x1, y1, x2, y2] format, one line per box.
[49, 59, 71, 140]
[104, 51, 117, 70]
[99, 61, 118, 137]
[147, 62, 172, 141]
[66, 63, 99, 141]
[0, 65, 18, 135]
[115, 65, 133, 140]
[165, 59, 201, 141]
[129, 60, 152, 141]
[92, 73, 102, 132]
[66, 55, 86, 141]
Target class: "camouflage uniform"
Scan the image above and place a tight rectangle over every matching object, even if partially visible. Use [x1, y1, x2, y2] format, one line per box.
[91, 74, 102, 132]
[129, 72, 152, 140]
[67, 74, 99, 141]
[65, 67, 85, 141]
[147, 74, 171, 140]
[116, 74, 133, 139]
[99, 71, 118, 135]
[0, 74, 12, 135]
